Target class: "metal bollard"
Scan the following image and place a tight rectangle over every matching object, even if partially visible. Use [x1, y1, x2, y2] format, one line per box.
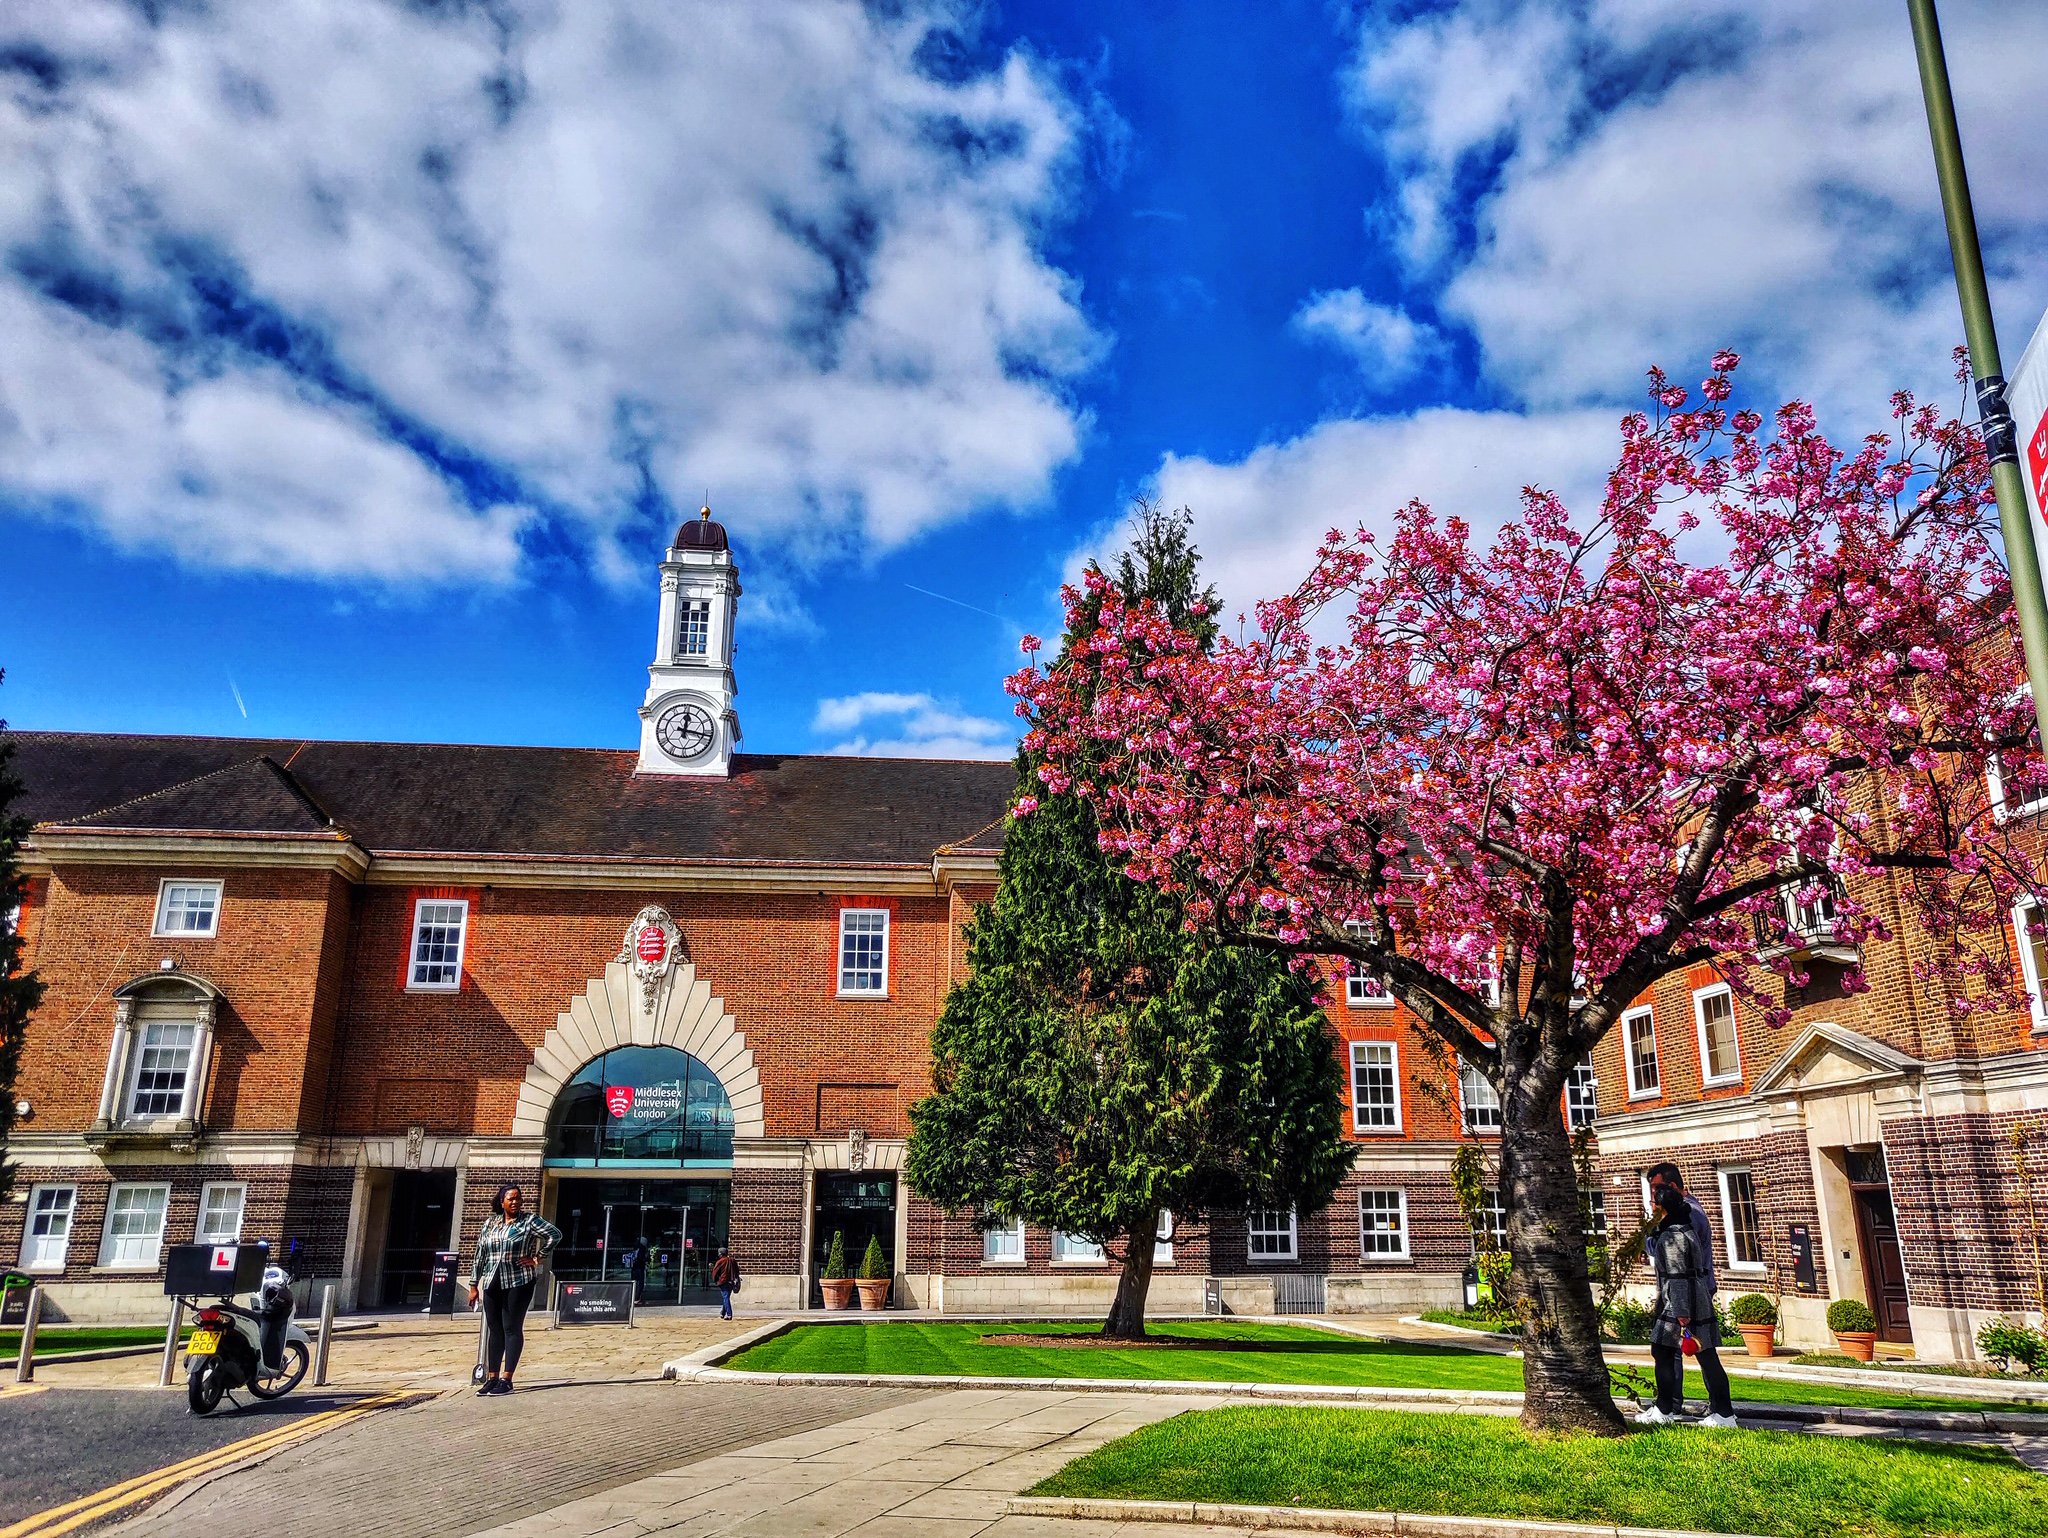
[13, 1287, 41, 1384]
[312, 1284, 337, 1387]
[157, 1296, 186, 1388]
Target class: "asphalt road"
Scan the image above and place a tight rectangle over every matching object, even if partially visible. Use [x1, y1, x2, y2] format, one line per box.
[0, 1386, 381, 1526]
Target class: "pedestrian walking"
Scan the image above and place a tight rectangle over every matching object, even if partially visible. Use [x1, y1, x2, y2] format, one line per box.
[710, 1246, 740, 1320]
[1638, 1164, 1736, 1427]
[467, 1183, 561, 1396]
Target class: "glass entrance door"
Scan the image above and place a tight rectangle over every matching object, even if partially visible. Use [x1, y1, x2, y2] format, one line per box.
[550, 1178, 730, 1305]
[811, 1173, 897, 1305]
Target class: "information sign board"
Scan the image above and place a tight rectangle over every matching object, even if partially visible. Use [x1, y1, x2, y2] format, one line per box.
[556, 1279, 635, 1326]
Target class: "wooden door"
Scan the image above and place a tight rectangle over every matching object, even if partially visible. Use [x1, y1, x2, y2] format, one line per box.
[1853, 1188, 1913, 1343]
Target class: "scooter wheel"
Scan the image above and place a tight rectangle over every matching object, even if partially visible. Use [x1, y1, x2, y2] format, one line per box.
[248, 1340, 310, 1399]
[187, 1361, 226, 1416]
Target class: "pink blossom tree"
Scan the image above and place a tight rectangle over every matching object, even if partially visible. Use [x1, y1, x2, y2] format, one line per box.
[1014, 355, 2043, 1433]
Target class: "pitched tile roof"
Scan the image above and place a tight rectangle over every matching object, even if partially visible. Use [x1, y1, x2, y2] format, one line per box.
[11, 732, 1015, 867]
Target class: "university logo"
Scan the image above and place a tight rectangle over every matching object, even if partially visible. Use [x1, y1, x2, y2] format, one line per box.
[605, 1086, 636, 1118]
[615, 904, 684, 1013]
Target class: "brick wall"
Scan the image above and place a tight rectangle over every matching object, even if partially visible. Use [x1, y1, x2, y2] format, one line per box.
[1884, 1110, 2048, 1314]
[729, 1168, 804, 1272]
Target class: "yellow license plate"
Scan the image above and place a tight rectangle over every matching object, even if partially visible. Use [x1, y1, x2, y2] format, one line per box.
[187, 1329, 221, 1355]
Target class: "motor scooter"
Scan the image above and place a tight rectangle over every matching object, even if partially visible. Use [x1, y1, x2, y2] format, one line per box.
[180, 1264, 312, 1414]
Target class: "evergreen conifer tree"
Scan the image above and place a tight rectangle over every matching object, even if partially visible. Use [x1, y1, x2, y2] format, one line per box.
[0, 683, 46, 1199]
[906, 505, 1354, 1338]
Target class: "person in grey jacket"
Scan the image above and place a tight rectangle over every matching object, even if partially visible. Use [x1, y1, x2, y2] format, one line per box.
[1639, 1174, 1736, 1426]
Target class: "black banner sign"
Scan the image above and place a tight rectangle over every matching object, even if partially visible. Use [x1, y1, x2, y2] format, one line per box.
[556, 1279, 635, 1326]
[1787, 1224, 1818, 1293]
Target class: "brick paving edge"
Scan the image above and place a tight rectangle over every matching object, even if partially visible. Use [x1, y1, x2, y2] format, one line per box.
[1006, 1494, 1774, 1538]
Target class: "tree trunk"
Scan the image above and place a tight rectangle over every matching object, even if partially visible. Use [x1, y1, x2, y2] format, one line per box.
[1501, 1064, 1625, 1435]
[1102, 1209, 1159, 1340]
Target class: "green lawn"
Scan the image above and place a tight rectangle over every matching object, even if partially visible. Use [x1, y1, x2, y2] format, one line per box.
[0, 1325, 175, 1358]
[731, 1321, 2046, 1415]
[1032, 1405, 2048, 1538]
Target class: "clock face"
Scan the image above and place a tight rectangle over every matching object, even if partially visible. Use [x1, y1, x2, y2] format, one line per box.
[655, 702, 716, 761]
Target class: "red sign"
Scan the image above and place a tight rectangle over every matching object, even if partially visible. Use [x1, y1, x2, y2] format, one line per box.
[605, 1086, 636, 1118]
[2029, 409, 2048, 514]
[635, 926, 667, 964]
[210, 1246, 235, 1271]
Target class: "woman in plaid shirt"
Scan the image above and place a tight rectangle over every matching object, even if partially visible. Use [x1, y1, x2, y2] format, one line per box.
[466, 1184, 560, 1395]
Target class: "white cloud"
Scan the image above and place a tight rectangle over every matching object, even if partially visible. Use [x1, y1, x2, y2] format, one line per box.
[1345, 0, 2048, 413]
[1116, 407, 1620, 632]
[0, 0, 1102, 584]
[1291, 288, 1441, 387]
[813, 689, 1015, 759]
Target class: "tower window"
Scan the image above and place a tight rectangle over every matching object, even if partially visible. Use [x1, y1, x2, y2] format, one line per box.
[676, 599, 712, 658]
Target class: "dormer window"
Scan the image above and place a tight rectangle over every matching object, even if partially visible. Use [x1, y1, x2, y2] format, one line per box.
[675, 599, 712, 658]
[153, 880, 221, 938]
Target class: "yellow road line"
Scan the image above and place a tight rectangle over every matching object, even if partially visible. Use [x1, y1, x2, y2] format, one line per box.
[0, 1391, 414, 1538]
[0, 1384, 50, 1401]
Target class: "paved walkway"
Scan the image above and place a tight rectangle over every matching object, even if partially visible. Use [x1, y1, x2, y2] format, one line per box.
[105, 1381, 930, 1538]
[471, 1387, 1216, 1538]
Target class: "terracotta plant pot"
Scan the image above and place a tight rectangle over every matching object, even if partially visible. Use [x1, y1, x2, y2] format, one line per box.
[1736, 1323, 1776, 1359]
[820, 1278, 858, 1310]
[1833, 1329, 1877, 1362]
[854, 1277, 891, 1310]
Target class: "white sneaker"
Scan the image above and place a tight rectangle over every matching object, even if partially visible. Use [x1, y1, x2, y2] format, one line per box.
[1697, 1413, 1739, 1429]
[1633, 1405, 1673, 1426]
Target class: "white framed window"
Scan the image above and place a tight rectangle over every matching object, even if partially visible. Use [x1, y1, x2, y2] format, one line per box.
[1051, 1230, 1104, 1264]
[1717, 1167, 1765, 1272]
[1359, 1189, 1409, 1260]
[98, 1183, 171, 1269]
[981, 1215, 1024, 1264]
[21, 1184, 76, 1271]
[1342, 925, 1394, 1007]
[1470, 1185, 1507, 1253]
[1458, 1057, 1502, 1133]
[1581, 1186, 1609, 1245]
[1565, 1056, 1597, 1129]
[1623, 1007, 1660, 1098]
[675, 598, 712, 657]
[407, 899, 469, 990]
[1248, 1208, 1297, 1261]
[2015, 900, 2048, 1033]
[195, 1182, 247, 1245]
[127, 1020, 198, 1119]
[1349, 1041, 1402, 1132]
[1693, 984, 1742, 1086]
[153, 880, 221, 938]
[837, 908, 889, 996]
[1154, 1210, 1175, 1266]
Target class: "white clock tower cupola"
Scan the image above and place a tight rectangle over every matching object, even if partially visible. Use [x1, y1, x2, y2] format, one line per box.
[637, 506, 741, 776]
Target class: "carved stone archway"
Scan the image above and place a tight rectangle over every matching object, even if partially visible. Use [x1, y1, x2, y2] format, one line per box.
[509, 960, 762, 1140]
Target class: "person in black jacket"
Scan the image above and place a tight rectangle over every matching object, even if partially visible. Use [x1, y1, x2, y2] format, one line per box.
[1639, 1181, 1737, 1426]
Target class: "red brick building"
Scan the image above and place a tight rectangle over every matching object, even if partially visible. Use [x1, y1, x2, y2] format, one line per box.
[3, 515, 1486, 1323]
[11, 515, 2035, 1358]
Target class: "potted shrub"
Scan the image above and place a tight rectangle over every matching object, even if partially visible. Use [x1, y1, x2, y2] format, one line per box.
[819, 1229, 856, 1310]
[1728, 1293, 1778, 1359]
[854, 1235, 891, 1310]
[1827, 1297, 1880, 1362]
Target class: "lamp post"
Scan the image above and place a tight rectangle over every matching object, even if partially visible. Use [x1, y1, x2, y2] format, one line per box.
[1907, 0, 2048, 752]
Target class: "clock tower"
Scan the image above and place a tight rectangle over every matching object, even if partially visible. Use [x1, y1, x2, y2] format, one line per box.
[636, 506, 741, 776]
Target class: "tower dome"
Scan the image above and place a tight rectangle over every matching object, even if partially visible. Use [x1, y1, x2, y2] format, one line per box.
[674, 505, 728, 552]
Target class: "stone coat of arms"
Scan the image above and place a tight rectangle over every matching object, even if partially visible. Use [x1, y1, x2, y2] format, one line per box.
[616, 905, 685, 1013]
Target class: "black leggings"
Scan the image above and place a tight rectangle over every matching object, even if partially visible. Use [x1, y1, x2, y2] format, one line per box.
[481, 1279, 536, 1376]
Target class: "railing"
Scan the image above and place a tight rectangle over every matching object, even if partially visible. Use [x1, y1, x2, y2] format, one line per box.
[1753, 872, 1849, 953]
[1273, 1274, 1326, 1315]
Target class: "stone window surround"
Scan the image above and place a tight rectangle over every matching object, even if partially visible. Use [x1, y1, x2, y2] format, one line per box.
[92, 975, 220, 1136]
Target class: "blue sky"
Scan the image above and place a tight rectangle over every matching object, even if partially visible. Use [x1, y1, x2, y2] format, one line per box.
[3, 0, 2046, 761]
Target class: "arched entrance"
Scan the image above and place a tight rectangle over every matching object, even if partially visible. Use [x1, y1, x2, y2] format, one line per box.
[544, 1046, 735, 1305]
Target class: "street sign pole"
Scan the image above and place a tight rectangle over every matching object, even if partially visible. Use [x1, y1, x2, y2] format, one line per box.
[1908, 0, 2048, 753]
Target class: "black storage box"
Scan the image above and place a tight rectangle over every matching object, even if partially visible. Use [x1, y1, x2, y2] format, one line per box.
[164, 1242, 270, 1296]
